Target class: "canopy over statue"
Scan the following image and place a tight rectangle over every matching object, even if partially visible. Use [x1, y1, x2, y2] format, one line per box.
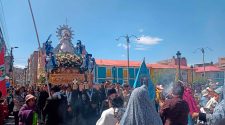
[44, 24, 95, 84]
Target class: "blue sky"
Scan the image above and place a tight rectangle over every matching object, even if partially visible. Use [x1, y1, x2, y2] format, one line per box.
[1, 0, 225, 68]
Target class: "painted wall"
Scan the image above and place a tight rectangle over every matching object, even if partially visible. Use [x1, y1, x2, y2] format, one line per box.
[151, 68, 176, 86]
[94, 65, 139, 86]
[94, 65, 191, 87]
[196, 71, 224, 85]
[151, 68, 189, 85]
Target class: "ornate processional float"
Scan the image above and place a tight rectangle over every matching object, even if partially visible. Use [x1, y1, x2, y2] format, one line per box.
[44, 25, 95, 86]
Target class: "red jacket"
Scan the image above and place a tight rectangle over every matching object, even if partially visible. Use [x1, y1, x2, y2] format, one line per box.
[160, 97, 190, 125]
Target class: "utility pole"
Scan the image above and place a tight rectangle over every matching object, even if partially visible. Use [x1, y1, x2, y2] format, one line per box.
[190, 65, 194, 89]
[176, 51, 182, 81]
[201, 48, 206, 78]
[190, 65, 194, 83]
[112, 66, 116, 83]
[24, 67, 27, 85]
[9, 47, 18, 86]
[28, 0, 41, 48]
[27, 0, 50, 96]
[194, 47, 212, 79]
[116, 35, 139, 85]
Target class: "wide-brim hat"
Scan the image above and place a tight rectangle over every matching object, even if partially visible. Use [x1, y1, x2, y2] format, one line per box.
[206, 87, 212, 92]
[214, 86, 223, 94]
[201, 89, 209, 96]
[156, 85, 164, 90]
[25, 94, 35, 102]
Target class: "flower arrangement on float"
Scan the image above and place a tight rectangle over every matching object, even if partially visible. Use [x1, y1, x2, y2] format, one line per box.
[56, 52, 82, 68]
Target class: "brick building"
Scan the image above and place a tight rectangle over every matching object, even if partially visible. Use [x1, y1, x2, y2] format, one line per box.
[27, 51, 38, 84]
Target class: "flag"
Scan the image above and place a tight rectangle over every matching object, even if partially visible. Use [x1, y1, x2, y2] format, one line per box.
[133, 59, 155, 101]
[0, 27, 7, 97]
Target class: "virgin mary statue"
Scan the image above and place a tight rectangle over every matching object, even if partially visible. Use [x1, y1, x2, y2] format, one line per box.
[54, 25, 75, 54]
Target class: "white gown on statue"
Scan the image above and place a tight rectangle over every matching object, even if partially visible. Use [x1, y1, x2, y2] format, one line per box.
[55, 40, 75, 54]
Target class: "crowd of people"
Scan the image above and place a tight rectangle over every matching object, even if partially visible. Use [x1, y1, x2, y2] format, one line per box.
[0, 80, 224, 125]
[0, 81, 131, 125]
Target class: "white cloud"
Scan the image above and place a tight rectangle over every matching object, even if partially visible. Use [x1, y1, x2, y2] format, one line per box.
[14, 64, 26, 69]
[121, 54, 126, 57]
[118, 35, 162, 51]
[136, 35, 162, 45]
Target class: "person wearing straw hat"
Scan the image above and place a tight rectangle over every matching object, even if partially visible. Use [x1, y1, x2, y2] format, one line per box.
[196, 83, 225, 125]
[200, 89, 210, 107]
[18, 94, 37, 125]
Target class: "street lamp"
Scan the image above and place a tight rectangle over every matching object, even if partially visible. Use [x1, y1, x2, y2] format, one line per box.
[193, 47, 213, 78]
[116, 35, 139, 85]
[112, 66, 116, 83]
[9, 47, 19, 71]
[176, 51, 181, 81]
[190, 65, 194, 84]
[24, 67, 27, 85]
[9, 46, 19, 86]
[201, 48, 206, 78]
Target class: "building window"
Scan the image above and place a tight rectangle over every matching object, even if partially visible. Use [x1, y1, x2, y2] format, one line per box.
[106, 68, 112, 78]
[215, 73, 220, 78]
[123, 69, 128, 79]
[123, 80, 128, 84]
[201, 73, 204, 77]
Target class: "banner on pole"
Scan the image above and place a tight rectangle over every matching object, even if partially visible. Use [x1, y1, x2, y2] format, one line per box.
[133, 59, 155, 101]
[0, 28, 7, 96]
